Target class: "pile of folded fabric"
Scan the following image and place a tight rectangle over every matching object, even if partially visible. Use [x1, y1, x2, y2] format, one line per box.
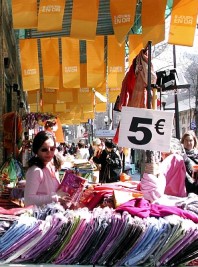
[0, 200, 197, 266]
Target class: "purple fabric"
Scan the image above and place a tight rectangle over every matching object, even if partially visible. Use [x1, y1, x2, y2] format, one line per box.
[159, 227, 198, 265]
[59, 218, 96, 264]
[0, 221, 41, 259]
[20, 215, 65, 261]
[90, 213, 124, 264]
[55, 218, 86, 264]
[116, 198, 198, 223]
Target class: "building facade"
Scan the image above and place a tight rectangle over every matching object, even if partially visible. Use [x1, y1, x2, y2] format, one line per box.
[0, 1, 26, 165]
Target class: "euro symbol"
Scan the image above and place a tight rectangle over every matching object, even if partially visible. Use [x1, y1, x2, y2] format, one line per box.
[154, 119, 165, 135]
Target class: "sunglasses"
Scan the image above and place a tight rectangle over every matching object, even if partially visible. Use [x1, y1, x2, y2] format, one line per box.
[40, 147, 56, 152]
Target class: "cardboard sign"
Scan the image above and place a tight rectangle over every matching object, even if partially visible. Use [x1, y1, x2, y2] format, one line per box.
[118, 107, 174, 152]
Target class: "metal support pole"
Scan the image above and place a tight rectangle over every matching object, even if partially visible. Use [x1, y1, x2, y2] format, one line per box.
[147, 41, 152, 109]
[174, 90, 180, 139]
[141, 41, 152, 176]
[173, 45, 177, 69]
[173, 45, 180, 139]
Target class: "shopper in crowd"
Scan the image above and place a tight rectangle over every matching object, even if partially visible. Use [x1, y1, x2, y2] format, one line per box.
[24, 131, 70, 207]
[88, 144, 94, 160]
[59, 142, 69, 156]
[57, 144, 63, 154]
[93, 139, 122, 183]
[91, 138, 103, 159]
[181, 130, 198, 155]
[68, 142, 77, 156]
[89, 138, 103, 170]
[44, 120, 57, 136]
[181, 130, 198, 194]
[75, 140, 90, 160]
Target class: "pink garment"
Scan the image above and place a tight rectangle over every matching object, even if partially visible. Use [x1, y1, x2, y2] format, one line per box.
[139, 154, 187, 200]
[0, 206, 34, 216]
[116, 198, 198, 223]
[24, 165, 60, 207]
[140, 173, 166, 202]
[161, 154, 187, 197]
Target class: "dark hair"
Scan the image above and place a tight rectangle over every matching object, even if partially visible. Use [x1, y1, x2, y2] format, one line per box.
[57, 145, 63, 152]
[31, 131, 55, 154]
[28, 131, 61, 170]
[78, 141, 85, 149]
[44, 120, 56, 130]
[105, 139, 115, 149]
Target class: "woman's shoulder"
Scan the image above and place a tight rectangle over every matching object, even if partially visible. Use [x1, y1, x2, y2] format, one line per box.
[194, 148, 198, 154]
[26, 165, 42, 175]
[82, 147, 89, 153]
[186, 148, 198, 156]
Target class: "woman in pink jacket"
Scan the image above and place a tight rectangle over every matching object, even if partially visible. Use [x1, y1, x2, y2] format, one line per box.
[24, 131, 69, 207]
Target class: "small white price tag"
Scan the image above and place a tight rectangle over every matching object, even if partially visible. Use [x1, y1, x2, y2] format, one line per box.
[118, 107, 174, 152]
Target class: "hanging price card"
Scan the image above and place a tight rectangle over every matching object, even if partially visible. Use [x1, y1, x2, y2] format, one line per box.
[118, 107, 174, 152]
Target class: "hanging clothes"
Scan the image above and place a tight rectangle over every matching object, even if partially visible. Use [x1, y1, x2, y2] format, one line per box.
[113, 48, 157, 144]
[118, 59, 136, 111]
[118, 49, 157, 110]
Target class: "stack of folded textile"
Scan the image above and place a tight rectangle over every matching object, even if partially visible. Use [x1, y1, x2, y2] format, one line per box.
[139, 173, 166, 202]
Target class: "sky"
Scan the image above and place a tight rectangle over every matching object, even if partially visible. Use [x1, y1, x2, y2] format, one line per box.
[152, 20, 198, 73]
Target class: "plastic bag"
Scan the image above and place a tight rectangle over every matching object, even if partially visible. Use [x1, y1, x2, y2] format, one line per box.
[14, 160, 25, 181]
[0, 158, 19, 197]
[0, 158, 17, 186]
[8, 158, 17, 184]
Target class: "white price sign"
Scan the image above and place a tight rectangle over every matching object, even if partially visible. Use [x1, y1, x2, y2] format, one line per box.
[118, 107, 174, 152]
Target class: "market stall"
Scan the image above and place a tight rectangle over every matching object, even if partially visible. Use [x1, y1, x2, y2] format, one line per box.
[0, 45, 197, 266]
[0, 38, 195, 267]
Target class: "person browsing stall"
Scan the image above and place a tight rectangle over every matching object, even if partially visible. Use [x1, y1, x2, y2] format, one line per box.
[91, 138, 103, 159]
[44, 120, 57, 136]
[93, 139, 122, 183]
[24, 131, 70, 207]
[75, 140, 90, 160]
[181, 131, 198, 194]
[181, 130, 198, 155]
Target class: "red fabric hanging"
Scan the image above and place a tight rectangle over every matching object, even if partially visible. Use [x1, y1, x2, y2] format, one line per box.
[113, 49, 157, 144]
[118, 59, 136, 110]
[2, 112, 23, 157]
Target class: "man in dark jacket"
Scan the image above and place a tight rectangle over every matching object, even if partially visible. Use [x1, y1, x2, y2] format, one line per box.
[93, 139, 122, 183]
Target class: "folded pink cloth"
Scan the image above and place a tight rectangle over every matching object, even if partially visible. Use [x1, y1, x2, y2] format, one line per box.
[140, 154, 187, 202]
[140, 173, 166, 202]
[161, 154, 187, 197]
[116, 198, 198, 223]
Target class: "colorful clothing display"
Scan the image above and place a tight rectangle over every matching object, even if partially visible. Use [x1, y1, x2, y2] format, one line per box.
[0, 201, 196, 265]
